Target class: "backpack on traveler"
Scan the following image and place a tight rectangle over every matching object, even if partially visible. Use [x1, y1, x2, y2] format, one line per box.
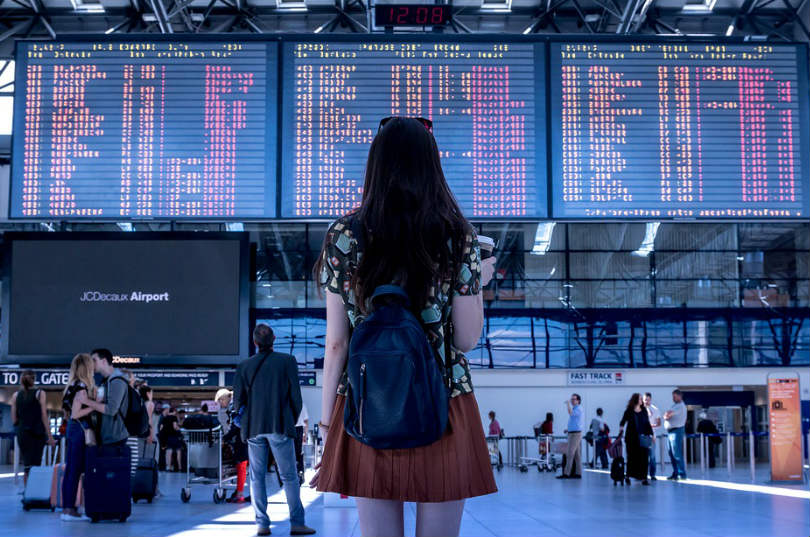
[342, 285, 449, 450]
[111, 378, 150, 438]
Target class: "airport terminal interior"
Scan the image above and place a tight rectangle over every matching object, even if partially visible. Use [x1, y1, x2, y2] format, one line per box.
[0, 1, 809, 536]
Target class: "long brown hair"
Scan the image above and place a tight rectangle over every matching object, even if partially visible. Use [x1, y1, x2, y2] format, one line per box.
[626, 393, 642, 413]
[20, 370, 35, 391]
[314, 118, 471, 312]
[64, 353, 96, 399]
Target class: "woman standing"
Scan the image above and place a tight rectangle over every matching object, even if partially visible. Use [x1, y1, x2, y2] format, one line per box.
[619, 393, 653, 486]
[61, 354, 96, 521]
[311, 117, 498, 537]
[11, 370, 54, 485]
[137, 385, 156, 460]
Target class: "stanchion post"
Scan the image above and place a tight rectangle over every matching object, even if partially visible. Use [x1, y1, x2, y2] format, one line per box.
[700, 434, 706, 474]
[726, 432, 732, 476]
[683, 433, 688, 468]
[660, 434, 666, 473]
[748, 430, 755, 482]
[13, 436, 20, 484]
[60, 436, 66, 464]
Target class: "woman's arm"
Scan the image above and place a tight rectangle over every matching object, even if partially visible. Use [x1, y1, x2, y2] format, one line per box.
[321, 291, 350, 432]
[38, 390, 55, 444]
[451, 256, 496, 352]
[71, 390, 95, 419]
[10, 393, 17, 427]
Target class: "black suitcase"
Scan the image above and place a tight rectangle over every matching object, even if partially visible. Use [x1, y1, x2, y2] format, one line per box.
[84, 444, 132, 522]
[132, 444, 158, 503]
[610, 456, 626, 486]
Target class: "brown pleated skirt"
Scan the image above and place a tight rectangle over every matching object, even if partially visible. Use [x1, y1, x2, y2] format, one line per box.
[316, 393, 498, 503]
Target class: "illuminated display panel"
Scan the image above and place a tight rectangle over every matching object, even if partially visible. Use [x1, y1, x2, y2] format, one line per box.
[550, 41, 810, 219]
[11, 39, 277, 219]
[280, 37, 548, 219]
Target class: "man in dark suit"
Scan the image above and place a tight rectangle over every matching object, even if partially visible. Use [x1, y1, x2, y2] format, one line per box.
[234, 324, 315, 536]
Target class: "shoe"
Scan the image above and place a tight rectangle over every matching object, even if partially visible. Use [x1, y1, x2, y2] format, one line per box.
[60, 513, 85, 522]
[226, 494, 248, 504]
[556, 475, 569, 479]
[679, 475, 687, 480]
[257, 527, 271, 536]
[625, 478, 631, 485]
[290, 525, 316, 535]
[667, 475, 679, 481]
[642, 480, 650, 486]
[570, 474, 582, 479]
[650, 476, 657, 481]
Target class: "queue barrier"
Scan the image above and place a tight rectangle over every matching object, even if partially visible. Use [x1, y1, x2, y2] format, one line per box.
[510, 429, 791, 484]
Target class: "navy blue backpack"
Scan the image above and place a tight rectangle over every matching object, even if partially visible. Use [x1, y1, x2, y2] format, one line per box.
[343, 285, 450, 449]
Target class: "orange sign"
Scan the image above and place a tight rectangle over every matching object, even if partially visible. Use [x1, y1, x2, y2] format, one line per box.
[767, 376, 803, 482]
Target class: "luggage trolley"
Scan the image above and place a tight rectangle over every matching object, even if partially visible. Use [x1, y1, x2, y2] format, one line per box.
[179, 425, 236, 504]
[486, 435, 503, 471]
[519, 434, 558, 472]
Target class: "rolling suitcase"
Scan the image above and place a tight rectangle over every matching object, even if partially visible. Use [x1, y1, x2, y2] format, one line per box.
[22, 446, 57, 511]
[132, 443, 158, 503]
[84, 444, 132, 522]
[50, 463, 83, 509]
[610, 456, 626, 486]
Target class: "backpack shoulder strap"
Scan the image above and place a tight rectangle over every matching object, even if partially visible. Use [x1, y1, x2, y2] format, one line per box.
[245, 352, 271, 397]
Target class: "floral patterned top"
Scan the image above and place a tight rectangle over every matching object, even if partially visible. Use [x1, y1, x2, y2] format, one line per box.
[320, 215, 482, 398]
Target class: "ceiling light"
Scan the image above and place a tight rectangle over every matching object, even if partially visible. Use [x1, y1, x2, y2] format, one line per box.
[632, 222, 660, 257]
[531, 222, 556, 256]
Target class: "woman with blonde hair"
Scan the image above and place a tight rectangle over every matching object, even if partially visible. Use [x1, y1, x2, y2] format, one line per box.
[60, 353, 97, 521]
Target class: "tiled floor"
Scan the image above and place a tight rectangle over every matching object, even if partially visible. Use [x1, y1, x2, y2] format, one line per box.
[0, 464, 807, 537]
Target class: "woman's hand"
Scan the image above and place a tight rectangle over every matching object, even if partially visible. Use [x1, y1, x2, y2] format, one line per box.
[309, 462, 322, 488]
[481, 256, 497, 287]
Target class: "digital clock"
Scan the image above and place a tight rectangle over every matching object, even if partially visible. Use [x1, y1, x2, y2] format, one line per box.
[374, 4, 452, 26]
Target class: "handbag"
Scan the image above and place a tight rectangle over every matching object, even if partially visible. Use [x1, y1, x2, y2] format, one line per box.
[639, 434, 652, 449]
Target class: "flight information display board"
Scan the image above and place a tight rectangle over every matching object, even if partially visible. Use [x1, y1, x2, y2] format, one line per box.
[11, 40, 277, 219]
[550, 41, 810, 218]
[280, 38, 547, 219]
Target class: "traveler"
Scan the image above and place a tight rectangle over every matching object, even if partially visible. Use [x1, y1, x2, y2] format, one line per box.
[11, 370, 55, 484]
[558, 393, 584, 479]
[233, 324, 314, 536]
[310, 117, 497, 537]
[619, 393, 653, 486]
[60, 353, 96, 521]
[295, 403, 309, 484]
[158, 407, 184, 472]
[488, 411, 503, 437]
[644, 392, 662, 480]
[538, 412, 553, 435]
[589, 408, 608, 470]
[697, 411, 720, 468]
[218, 389, 249, 504]
[215, 389, 231, 434]
[137, 386, 156, 461]
[83, 349, 129, 447]
[664, 389, 688, 480]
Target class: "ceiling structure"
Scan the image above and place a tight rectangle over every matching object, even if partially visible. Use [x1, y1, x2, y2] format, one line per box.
[0, 0, 807, 57]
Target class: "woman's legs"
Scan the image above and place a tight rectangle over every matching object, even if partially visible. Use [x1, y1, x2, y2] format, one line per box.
[415, 500, 465, 537]
[356, 498, 404, 537]
[61, 422, 85, 516]
[165, 449, 174, 471]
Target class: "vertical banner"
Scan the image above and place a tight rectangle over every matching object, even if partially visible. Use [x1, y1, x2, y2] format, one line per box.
[767, 375, 803, 482]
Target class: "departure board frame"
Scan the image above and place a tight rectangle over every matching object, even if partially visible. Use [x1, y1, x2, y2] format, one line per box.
[1, 231, 251, 366]
[10, 35, 280, 221]
[278, 34, 549, 221]
[548, 35, 810, 221]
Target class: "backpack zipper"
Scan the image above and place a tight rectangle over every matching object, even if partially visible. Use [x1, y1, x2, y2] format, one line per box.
[359, 363, 366, 435]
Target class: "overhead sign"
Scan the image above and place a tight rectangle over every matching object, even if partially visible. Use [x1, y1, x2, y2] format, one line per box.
[767, 375, 803, 482]
[567, 371, 625, 386]
[0, 369, 70, 387]
[223, 370, 316, 387]
[0, 369, 218, 388]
